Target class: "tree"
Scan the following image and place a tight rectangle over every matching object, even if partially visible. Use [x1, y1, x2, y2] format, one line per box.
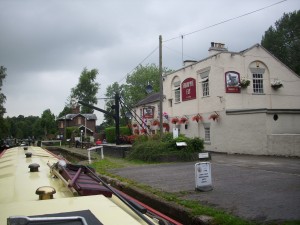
[103, 82, 126, 126]
[123, 64, 172, 107]
[58, 106, 73, 118]
[261, 10, 300, 75]
[0, 66, 7, 117]
[40, 109, 57, 139]
[71, 68, 100, 113]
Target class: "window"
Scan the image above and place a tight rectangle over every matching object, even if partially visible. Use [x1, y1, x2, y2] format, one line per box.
[198, 67, 210, 97]
[204, 127, 210, 142]
[202, 79, 209, 97]
[77, 117, 82, 125]
[250, 67, 265, 94]
[174, 87, 180, 103]
[139, 108, 142, 117]
[173, 80, 181, 103]
[252, 73, 264, 93]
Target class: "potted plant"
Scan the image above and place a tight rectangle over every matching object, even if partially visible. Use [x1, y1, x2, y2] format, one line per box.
[171, 117, 179, 124]
[192, 114, 203, 123]
[271, 80, 283, 90]
[179, 117, 188, 124]
[239, 77, 251, 88]
[133, 129, 139, 135]
[209, 113, 219, 121]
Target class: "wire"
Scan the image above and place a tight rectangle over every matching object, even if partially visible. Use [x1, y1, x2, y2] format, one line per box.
[163, 0, 287, 42]
[117, 46, 159, 83]
[163, 45, 198, 61]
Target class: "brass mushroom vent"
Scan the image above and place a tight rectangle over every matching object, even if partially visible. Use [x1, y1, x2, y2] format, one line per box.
[36, 186, 56, 200]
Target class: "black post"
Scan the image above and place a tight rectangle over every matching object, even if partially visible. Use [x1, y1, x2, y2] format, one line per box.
[115, 93, 120, 145]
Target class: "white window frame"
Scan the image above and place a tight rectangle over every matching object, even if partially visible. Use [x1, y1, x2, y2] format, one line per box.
[173, 80, 181, 103]
[198, 67, 210, 97]
[202, 78, 209, 97]
[252, 73, 264, 93]
[204, 127, 210, 142]
[174, 87, 180, 103]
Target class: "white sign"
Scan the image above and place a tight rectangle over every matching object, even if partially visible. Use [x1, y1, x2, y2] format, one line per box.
[198, 152, 209, 159]
[173, 128, 179, 138]
[195, 162, 213, 191]
[176, 142, 187, 147]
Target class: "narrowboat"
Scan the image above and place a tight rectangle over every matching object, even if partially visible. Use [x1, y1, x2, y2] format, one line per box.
[0, 146, 180, 225]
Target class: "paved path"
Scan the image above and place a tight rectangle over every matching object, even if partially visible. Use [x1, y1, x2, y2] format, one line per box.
[109, 153, 300, 223]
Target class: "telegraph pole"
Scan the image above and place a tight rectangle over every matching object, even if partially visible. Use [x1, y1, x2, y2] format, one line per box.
[159, 35, 163, 138]
[115, 92, 120, 145]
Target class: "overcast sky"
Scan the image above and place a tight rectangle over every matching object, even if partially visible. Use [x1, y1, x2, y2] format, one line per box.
[1, 0, 299, 124]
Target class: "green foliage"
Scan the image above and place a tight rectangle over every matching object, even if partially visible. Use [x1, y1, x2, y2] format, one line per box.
[71, 67, 100, 113]
[1, 115, 48, 139]
[105, 126, 131, 143]
[0, 66, 7, 118]
[128, 134, 204, 162]
[41, 109, 57, 139]
[122, 64, 173, 108]
[127, 140, 170, 161]
[261, 10, 300, 75]
[103, 82, 126, 126]
[58, 106, 73, 118]
[66, 126, 79, 139]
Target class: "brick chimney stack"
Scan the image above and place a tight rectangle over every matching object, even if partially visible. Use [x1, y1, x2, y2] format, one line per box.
[208, 42, 227, 55]
[72, 105, 80, 114]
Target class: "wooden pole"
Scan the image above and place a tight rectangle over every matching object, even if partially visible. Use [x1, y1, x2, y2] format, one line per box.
[159, 35, 163, 138]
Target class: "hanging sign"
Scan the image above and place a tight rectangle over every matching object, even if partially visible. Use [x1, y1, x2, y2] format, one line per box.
[143, 107, 154, 119]
[181, 78, 196, 101]
[225, 71, 240, 93]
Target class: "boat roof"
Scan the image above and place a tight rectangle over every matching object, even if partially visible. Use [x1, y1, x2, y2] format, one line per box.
[0, 147, 158, 225]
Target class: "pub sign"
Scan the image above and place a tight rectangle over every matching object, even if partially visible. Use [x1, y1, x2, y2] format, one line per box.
[181, 78, 196, 101]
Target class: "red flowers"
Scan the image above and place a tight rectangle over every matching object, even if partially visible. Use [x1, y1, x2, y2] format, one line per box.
[179, 117, 188, 124]
[209, 113, 219, 121]
[152, 120, 160, 126]
[192, 114, 203, 123]
[171, 117, 179, 124]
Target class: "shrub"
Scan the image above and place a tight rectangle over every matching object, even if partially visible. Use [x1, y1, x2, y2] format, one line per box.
[127, 140, 169, 161]
[105, 126, 131, 143]
[127, 134, 204, 162]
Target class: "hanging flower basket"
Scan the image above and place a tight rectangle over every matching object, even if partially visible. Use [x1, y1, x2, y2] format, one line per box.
[132, 123, 138, 128]
[152, 120, 160, 126]
[192, 114, 203, 123]
[179, 117, 188, 124]
[271, 80, 283, 90]
[163, 123, 170, 132]
[239, 78, 251, 88]
[209, 113, 219, 121]
[163, 112, 169, 120]
[171, 117, 179, 124]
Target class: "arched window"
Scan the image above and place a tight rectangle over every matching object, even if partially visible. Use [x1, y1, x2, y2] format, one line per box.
[250, 61, 266, 94]
[172, 77, 181, 103]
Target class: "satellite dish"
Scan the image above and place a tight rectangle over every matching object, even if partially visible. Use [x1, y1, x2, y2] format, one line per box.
[145, 84, 153, 94]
